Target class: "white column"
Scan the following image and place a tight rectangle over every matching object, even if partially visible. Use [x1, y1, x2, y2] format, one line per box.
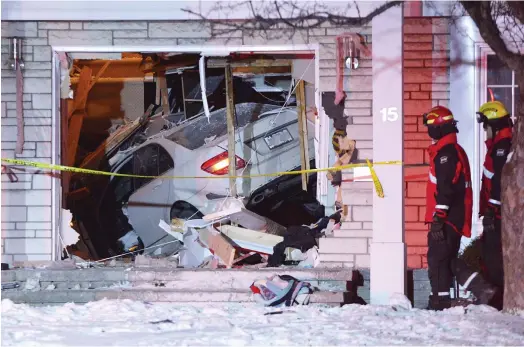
[370, 5, 406, 305]
[449, 17, 482, 242]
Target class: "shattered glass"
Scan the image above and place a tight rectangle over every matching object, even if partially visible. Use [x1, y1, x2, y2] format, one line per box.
[166, 103, 281, 150]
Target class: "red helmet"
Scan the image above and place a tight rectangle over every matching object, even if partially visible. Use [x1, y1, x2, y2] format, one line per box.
[422, 106, 456, 126]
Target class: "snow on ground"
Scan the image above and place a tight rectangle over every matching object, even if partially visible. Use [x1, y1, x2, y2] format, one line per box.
[2, 299, 524, 346]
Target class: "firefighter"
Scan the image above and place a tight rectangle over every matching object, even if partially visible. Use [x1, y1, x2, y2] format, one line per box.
[423, 106, 498, 310]
[476, 100, 513, 293]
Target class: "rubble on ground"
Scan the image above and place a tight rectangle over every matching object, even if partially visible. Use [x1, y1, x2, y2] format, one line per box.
[54, 198, 344, 270]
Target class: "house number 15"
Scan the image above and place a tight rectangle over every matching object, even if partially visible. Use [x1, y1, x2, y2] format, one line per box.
[380, 107, 399, 122]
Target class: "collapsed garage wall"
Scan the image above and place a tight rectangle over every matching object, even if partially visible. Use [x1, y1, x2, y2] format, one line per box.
[1, 21, 373, 267]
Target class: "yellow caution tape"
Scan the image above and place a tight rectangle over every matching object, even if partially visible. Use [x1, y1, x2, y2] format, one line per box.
[367, 159, 384, 198]
[1, 157, 402, 180]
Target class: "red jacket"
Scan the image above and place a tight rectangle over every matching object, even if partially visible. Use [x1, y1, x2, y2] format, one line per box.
[479, 127, 512, 218]
[425, 133, 473, 238]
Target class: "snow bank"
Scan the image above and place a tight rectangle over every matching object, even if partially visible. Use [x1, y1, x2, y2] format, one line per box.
[2, 299, 524, 346]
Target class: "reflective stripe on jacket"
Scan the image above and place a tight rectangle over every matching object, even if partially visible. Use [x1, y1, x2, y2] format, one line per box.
[479, 127, 512, 217]
[425, 133, 473, 238]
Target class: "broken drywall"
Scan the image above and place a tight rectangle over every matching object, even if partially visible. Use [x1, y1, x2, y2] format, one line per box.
[322, 92, 348, 131]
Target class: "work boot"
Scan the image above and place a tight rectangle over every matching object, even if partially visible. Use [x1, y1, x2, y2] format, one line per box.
[467, 273, 501, 310]
[475, 286, 503, 310]
[451, 259, 501, 310]
[427, 295, 451, 311]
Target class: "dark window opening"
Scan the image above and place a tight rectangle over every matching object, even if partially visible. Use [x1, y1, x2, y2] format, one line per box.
[487, 54, 512, 86]
[164, 68, 293, 121]
[486, 54, 517, 122]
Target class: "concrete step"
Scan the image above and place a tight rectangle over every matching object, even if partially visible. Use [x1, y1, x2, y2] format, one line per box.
[1, 288, 346, 305]
[1, 267, 354, 292]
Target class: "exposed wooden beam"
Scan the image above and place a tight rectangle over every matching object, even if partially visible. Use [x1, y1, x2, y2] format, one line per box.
[66, 66, 92, 173]
[71, 59, 150, 81]
[60, 98, 70, 208]
[73, 58, 142, 66]
[296, 79, 309, 191]
[225, 63, 237, 197]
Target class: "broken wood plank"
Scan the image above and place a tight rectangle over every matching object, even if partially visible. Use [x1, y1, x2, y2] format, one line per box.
[296, 79, 309, 191]
[66, 66, 92, 169]
[225, 62, 237, 197]
[207, 230, 237, 269]
[155, 74, 161, 105]
[70, 62, 110, 119]
[217, 225, 283, 255]
[69, 66, 92, 116]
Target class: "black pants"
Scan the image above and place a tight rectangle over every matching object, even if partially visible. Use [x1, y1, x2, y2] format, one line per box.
[482, 219, 504, 288]
[427, 224, 462, 298]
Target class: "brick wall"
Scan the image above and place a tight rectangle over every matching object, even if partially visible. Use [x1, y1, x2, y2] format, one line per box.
[403, 17, 450, 269]
[1, 21, 373, 266]
[314, 27, 374, 269]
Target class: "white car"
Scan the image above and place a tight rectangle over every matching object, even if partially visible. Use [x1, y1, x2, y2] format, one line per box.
[103, 102, 315, 257]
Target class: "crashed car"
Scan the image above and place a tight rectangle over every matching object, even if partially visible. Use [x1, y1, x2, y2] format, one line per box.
[69, 73, 321, 259]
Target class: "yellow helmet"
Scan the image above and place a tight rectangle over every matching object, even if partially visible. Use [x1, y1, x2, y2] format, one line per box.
[477, 101, 510, 124]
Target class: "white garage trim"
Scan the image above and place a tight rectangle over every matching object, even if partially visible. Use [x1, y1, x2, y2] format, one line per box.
[51, 43, 325, 260]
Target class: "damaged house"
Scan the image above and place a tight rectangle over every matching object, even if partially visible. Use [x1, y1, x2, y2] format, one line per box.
[64, 52, 325, 266]
[2, 1, 518, 306]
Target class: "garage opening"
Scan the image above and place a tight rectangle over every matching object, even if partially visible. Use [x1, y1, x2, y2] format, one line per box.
[58, 49, 327, 268]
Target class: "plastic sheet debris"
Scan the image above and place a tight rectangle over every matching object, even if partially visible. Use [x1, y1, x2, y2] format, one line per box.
[179, 229, 213, 268]
[285, 248, 308, 262]
[158, 219, 183, 242]
[297, 246, 320, 268]
[250, 274, 314, 307]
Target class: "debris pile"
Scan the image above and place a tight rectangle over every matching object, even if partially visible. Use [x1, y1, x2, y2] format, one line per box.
[117, 197, 344, 270]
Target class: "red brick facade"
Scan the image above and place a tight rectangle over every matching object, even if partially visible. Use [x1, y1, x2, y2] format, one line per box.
[403, 17, 450, 269]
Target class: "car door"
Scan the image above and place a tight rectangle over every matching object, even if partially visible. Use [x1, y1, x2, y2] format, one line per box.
[127, 143, 178, 256]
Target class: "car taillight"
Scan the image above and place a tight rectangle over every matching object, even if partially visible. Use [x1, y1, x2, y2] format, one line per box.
[200, 151, 246, 175]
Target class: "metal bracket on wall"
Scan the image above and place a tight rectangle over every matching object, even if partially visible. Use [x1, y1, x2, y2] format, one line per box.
[7, 37, 25, 155]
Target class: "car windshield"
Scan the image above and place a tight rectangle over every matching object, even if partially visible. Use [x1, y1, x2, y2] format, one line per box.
[166, 102, 281, 150]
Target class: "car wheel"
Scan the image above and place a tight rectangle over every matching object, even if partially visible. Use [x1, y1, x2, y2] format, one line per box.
[170, 201, 203, 221]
